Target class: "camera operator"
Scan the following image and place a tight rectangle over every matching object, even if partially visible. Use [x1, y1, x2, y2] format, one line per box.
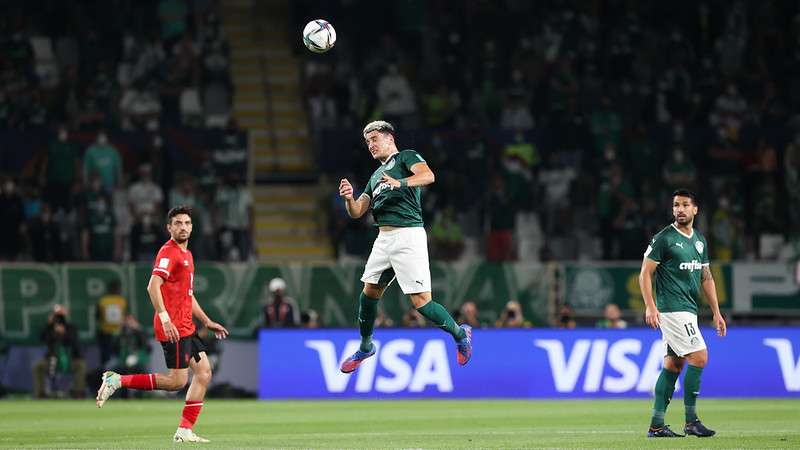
[32, 304, 86, 398]
[495, 300, 531, 328]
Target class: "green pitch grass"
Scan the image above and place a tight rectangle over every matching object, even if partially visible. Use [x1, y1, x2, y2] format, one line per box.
[0, 399, 797, 448]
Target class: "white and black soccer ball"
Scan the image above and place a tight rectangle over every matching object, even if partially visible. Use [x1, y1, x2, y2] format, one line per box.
[302, 19, 336, 54]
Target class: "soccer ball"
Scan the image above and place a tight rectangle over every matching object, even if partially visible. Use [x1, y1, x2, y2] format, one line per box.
[302, 19, 336, 53]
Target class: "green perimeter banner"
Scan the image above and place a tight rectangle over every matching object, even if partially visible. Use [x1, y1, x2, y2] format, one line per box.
[563, 262, 734, 312]
[3, 262, 796, 345]
[0, 262, 551, 344]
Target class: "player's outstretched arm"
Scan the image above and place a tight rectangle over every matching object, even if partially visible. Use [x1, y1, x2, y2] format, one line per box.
[339, 178, 370, 218]
[147, 275, 180, 343]
[639, 258, 660, 329]
[191, 296, 229, 339]
[380, 162, 435, 189]
[701, 266, 727, 337]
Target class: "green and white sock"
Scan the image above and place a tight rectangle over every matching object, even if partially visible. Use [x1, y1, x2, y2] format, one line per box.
[684, 365, 703, 423]
[416, 301, 466, 341]
[358, 292, 379, 352]
[650, 369, 680, 428]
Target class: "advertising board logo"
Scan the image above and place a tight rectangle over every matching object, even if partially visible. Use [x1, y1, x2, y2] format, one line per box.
[763, 339, 800, 392]
[534, 339, 668, 394]
[305, 339, 453, 394]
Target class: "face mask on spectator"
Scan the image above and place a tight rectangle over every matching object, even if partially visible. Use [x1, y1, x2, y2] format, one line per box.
[604, 145, 616, 161]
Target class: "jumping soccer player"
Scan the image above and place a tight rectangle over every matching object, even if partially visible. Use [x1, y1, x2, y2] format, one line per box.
[338, 120, 472, 373]
[96, 206, 229, 443]
[639, 189, 727, 438]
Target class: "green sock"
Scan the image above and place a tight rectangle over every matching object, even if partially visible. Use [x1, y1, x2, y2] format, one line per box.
[650, 369, 680, 428]
[684, 365, 703, 423]
[358, 292, 379, 352]
[416, 301, 466, 341]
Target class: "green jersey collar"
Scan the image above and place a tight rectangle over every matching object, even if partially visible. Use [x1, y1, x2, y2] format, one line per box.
[380, 151, 399, 165]
[671, 223, 694, 239]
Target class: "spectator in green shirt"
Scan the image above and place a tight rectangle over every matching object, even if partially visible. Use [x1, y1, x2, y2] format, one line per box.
[41, 125, 80, 212]
[83, 131, 121, 192]
[158, 0, 188, 44]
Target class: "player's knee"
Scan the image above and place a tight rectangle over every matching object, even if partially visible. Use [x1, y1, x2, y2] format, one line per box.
[164, 373, 189, 391]
[663, 357, 683, 372]
[194, 369, 212, 386]
[686, 351, 708, 368]
[409, 293, 431, 308]
[363, 284, 383, 299]
[690, 355, 708, 368]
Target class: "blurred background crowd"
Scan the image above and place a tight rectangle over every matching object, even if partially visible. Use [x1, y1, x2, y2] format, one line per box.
[1, 0, 798, 264]
[0, 0, 256, 263]
[299, 0, 800, 263]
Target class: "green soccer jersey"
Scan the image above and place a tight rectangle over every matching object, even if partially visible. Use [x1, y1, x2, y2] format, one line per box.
[644, 224, 710, 314]
[363, 149, 426, 227]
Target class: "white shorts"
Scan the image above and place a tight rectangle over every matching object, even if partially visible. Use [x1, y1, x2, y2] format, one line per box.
[360, 227, 431, 294]
[660, 311, 707, 357]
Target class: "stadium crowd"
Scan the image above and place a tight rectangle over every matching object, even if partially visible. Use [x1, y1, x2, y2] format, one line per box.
[298, 0, 800, 263]
[2, 0, 799, 265]
[0, 0, 254, 263]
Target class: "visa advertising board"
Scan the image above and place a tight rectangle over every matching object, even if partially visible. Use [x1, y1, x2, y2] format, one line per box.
[259, 328, 800, 398]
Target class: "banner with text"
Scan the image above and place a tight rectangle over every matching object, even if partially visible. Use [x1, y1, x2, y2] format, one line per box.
[258, 328, 800, 398]
[2, 262, 797, 344]
[0, 262, 549, 344]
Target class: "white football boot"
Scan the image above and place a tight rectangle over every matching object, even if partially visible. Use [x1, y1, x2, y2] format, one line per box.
[174, 427, 210, 443]
[95, 371, 121, 408]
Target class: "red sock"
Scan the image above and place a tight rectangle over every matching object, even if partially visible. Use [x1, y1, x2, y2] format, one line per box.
[179, 401, 203, 429]
[120, 374, 157, 390]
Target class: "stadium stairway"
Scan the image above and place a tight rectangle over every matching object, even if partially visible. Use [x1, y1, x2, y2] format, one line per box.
[252, 184, 332, 261]
[222, 0, 333, 261]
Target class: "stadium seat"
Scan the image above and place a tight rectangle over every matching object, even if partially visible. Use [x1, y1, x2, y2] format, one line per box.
[30, 36, 60, 87]
[204, 83, 231, 128]
[180, 88, 204, 127]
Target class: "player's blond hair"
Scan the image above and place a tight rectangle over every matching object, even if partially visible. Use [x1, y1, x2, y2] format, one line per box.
[363, 120, 395, 136]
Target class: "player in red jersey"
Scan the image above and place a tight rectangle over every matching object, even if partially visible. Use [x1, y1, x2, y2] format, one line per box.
[96, 206, 229, 443]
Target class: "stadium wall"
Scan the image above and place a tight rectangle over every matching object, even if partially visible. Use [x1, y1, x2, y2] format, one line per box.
[1, 262, 799, 345]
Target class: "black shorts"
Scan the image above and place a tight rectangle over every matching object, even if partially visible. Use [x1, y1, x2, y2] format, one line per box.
[161, 332, 207, 369]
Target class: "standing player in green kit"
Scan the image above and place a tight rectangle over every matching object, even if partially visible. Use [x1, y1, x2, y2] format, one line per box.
[639, 189, 727, 438]
[337, 121, 472, 373]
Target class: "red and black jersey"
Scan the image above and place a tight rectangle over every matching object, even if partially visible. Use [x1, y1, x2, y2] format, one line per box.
[151, 239, 195, 341]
